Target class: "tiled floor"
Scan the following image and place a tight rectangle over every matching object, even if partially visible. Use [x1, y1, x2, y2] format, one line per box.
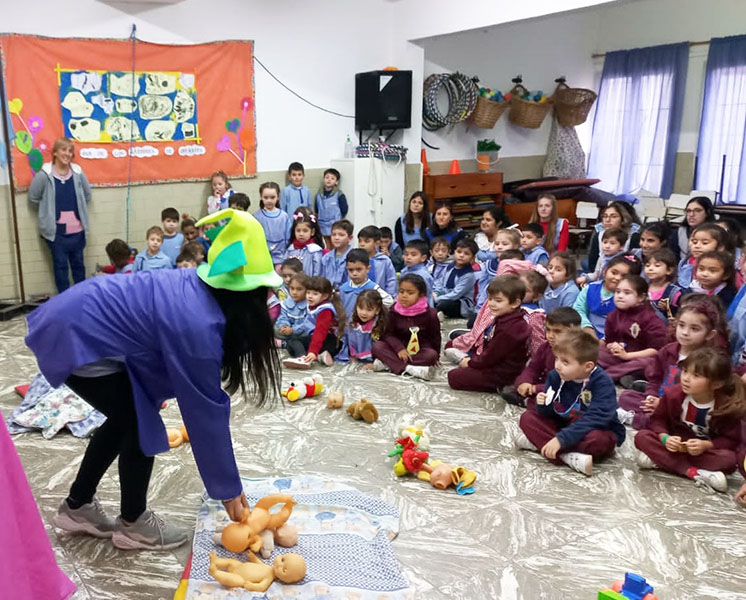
[2, 315, 746, 599]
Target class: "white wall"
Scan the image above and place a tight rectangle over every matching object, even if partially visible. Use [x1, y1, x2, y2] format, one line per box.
[417, 0, 746, 164]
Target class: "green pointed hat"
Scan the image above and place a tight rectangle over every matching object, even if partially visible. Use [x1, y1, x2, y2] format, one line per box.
[195, 208, 282, 291]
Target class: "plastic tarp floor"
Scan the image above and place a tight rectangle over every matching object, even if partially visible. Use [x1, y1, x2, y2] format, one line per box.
[2, 315, 746, 599]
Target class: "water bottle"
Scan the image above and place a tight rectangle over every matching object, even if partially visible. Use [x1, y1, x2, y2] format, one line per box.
[344, 134, 354, 159]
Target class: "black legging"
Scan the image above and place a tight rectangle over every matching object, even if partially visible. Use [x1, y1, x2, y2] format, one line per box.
[65, 371, 153, 522]
[286, 333, 340, 358]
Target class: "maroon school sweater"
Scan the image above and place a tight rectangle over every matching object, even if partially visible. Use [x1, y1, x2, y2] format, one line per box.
[515, 340, 554, 389]
[604, 303, 667, 352]
[648, 385, 742, 450]
[382, 306, 442, 354]
[643, 341, 681, 397]
[469, 308, 530, 383]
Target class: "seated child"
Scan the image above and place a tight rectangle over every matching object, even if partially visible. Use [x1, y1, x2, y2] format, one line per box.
[447, 274, 530, 393]
[572, 254, 641, 339]
[275, 272, 309, 346]
[576, 227, 626, 286]
[175, 251, 197, 269]
[321, 219, 354, 289]
[371, 274, 440, 380]
[337, 289, 387, 367]
[434, 238, 478, 318]
[644, 248, 681, 322]
[315, 167, 348, 248]
[540, 252, 580, 312]
[634, 347, 745, 493]
[380, 226, 404, 272]
[474, 229, 523, 314]
[519, 270, 548, 311]
[284, 212, 323, 276]
[160, 207, 184, 265]
[598, 275, 667, 383]
[182, 240, 206, 264]
[339, 249, 394, 320]
[516, 329, 626, 476]
[181, 216, 210, 255]
[688, 250, 738, 310]
[277, 257, 303, 301]
[134, 226, 173, 271]
[521, 222, 549, 266]
[428, 236, 453, 291]
[228, 192, 251, 211]
[358, 225, 397, 296]
[504, 307, 581, 407]
[283, 276, 345, 367]
[254, 181, 290, 266]
[401, 239, 436, 307]
[102, 238, 134, 274]
[617, 298, 727, 430]
[677, 222, 729, 288]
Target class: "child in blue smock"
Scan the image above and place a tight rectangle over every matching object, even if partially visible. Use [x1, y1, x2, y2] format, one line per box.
[572, 254, 641, 339]
[284, 212, 323, 276]
[540, 252, 580, 312]
[433, 238, 478, 318]
[321, 219, 353, 289]
[358, 225, 397, 296]
[338, 249, 394, 321]
[315, 168, 348, 249]
[401, 239, 435, 307]
[337, 289, 387, 366]
[521, 222, 550, 267]
[280, 161, 311, 217]
[275, 272, 309, 346]
[254, 182, 290, 266]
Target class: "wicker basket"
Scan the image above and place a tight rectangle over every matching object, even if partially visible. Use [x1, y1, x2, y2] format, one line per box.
[553, 82, 597, 127]
[468, 95, 509, 129]
[508, 84, 552, 129]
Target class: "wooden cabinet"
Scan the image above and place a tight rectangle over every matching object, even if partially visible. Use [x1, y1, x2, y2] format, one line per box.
[422, 172, 503, 234]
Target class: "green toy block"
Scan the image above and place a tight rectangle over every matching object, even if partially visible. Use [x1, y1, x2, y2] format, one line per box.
[598, 590, 626, 600]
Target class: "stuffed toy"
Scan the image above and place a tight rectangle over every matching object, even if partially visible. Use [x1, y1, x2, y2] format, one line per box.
[326, 390, 345, 409]
[346, 399, 379, 423]
[282, 375, 324, 402]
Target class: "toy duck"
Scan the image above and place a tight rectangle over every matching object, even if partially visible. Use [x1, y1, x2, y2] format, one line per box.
[282, 375, 324, 402]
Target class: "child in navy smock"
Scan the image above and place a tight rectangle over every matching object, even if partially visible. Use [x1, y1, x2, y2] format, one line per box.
[337, 289, 387, 365]
[284, 212, 323, 277]
[518, 329, 625, 476]
[280, 161, 311, 217]
[254, 182, 290, 266]
[433, 238, 477, 318]
[321, 219, 353, 289]
[401, 239, 436, 307]
[315, 168, 348, 248]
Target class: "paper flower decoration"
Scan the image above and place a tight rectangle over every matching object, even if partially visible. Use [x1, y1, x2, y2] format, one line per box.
[28, 116, 44, 133]
[225, 119, 241, 133]
[216, 135, 232, 152]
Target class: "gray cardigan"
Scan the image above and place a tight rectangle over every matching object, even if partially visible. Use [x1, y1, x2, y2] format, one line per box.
[28, 162, 92, 242]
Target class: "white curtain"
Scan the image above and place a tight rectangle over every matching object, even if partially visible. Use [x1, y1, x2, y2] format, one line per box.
[588, 43, 688, 197]
[696, 35, 746, 205]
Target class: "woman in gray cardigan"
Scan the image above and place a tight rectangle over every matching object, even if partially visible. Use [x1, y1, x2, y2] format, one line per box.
[28, 137, 92, 293]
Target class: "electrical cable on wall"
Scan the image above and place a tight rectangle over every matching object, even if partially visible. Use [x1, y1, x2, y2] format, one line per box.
[253, 56, 354, 119]
[125, 23, 137, 244]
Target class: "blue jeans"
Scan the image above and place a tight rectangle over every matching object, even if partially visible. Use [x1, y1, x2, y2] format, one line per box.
[46, 232, 86, 293]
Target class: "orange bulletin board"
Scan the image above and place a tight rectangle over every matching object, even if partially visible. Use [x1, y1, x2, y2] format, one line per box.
[0, 34, 256, 189]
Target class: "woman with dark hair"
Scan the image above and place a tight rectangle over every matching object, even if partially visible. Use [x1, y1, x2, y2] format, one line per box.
[25, 209, 282, 551]
[425, 200, 466, 251]
[394, 191, 432, 247]
[671, 196, 716, 262]
[587, 201, 642, 272]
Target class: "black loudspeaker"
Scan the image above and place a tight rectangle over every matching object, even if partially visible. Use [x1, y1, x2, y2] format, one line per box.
[355, 70, 412, 131]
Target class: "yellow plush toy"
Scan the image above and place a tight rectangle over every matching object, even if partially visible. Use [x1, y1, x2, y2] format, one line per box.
[282, 375, 324, 402]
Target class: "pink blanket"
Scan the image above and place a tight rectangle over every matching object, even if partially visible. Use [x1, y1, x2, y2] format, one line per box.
[0, 418, 76, 599]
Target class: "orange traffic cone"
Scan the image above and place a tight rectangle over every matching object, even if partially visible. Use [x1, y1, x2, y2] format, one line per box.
[421, 148, 430, 176]
[449, 159, 461, 175]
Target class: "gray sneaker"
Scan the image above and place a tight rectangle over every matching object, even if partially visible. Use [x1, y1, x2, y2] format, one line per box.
[53, 497, 117, 538]
[112, 510, 189, 550]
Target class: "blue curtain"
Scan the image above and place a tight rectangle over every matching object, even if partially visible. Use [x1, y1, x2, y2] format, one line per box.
[697, 35, 746, 205]
[588, 42, 688, 198]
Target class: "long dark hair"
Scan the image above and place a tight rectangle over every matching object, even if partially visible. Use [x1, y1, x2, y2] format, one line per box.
[404, 191, 432, 234]
[289, 210, 324, 247]
[206, 285, 281, 406]
[354, 289, 388, 340]
[680, 347, 746, 418]
[429, 200, 458, 235]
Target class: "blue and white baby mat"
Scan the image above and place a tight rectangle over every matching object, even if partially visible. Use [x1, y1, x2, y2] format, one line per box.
[186, 475, 413, 599]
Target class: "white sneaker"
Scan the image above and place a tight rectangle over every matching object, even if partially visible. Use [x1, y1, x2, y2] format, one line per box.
[693, 469, 728, 493]
[616, 407, 635, 426]
[372, 359, 389, 372]
[319, 351, 334, 366]
[437, 311, 446, 323]
[560, 452, 593, 476]
[514, 433, 537, 451]
[404, 365, 434, 380]
[444, 347, 467, 364]
[636, 451, 657, 469]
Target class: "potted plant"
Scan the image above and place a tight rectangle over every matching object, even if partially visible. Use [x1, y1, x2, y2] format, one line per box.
[476, 139, 501, 172]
